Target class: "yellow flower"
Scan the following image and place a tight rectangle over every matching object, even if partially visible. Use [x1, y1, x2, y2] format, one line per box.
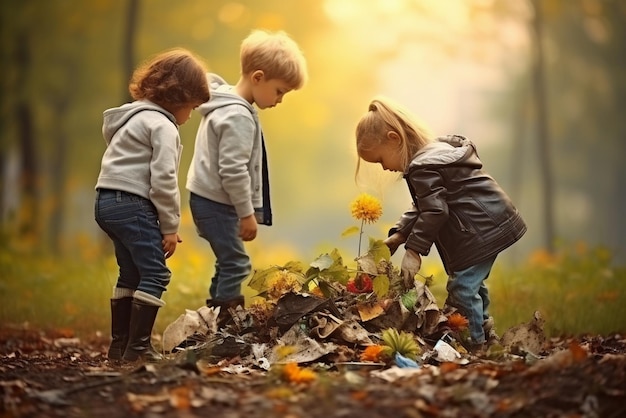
[350, 193, 382, 224]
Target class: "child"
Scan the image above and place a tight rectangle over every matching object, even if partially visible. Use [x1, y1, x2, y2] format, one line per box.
[95, 48, 210, 361]
[354, 96, 527, 353]
[186, 30, 307, 320]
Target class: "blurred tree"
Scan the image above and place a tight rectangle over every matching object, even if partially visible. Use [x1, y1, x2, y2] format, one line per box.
[0, 1, 42, 247]
[536, 0, 626, 257]
[122, 0, 139, 102]
[1, 0, 624, 263]
[531, 0, 555, 253]
[0, 1, 124, 252]
[482, 0, 625, 259]
[0, 0, 338, 256]
[15, 31, 39, 243]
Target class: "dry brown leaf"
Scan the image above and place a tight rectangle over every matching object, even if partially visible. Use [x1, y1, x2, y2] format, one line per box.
[356, 301, 385, 321]
[169, 386, 192, 410]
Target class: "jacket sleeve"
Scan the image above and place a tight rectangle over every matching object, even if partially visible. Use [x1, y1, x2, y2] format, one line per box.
[148, 121, 182, 235]
[404, 167, 450, 255]
[389, 204, 418, 238]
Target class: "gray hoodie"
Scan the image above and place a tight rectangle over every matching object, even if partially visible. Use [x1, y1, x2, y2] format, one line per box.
[95, 100, 182, 234]
[186, 73, 264, 219]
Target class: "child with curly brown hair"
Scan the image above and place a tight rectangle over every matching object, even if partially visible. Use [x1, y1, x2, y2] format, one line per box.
[95, 48, 210, 362]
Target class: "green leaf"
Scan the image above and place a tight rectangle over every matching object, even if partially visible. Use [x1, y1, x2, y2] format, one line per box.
[304, 267, 321, 284]
[341, 225, 360, 238]
[318, 262, 350, 285]
[422, 274, 434, 287]
[247, 266, 281, 293]
[328, 248, 345, 264]
[372, 274, 390, 298]
[318, 280, 336, 298]
[306, 249, 350, 285]
[252, 289, 270, 299]
[368, 238, 391, 263]
[283, 260, 306, 274]
[310, 253, 334, 270]
[401, 289, 418, 310]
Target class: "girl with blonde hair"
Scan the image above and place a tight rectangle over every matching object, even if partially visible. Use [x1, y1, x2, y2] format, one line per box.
[355, 96, 527, 353]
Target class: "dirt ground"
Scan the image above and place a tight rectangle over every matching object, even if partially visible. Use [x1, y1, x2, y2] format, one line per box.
[1, 323, 625, 418]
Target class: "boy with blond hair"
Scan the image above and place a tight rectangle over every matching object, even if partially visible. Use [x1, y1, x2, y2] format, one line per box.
[186, 30, 307, 321]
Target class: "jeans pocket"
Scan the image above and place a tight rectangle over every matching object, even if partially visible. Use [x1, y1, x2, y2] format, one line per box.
[195, 216, 217, 240]
[104, 216, 141, 243]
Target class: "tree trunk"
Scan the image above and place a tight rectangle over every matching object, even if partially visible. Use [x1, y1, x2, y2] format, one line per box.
[15, 32, 40, 244]
[123, 0, 139, 102]
[48, 98, 69, 254]
[531, 0, 555, 253]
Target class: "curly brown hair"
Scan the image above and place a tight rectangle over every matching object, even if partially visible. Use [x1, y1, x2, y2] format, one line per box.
[129, 48, 210, 108]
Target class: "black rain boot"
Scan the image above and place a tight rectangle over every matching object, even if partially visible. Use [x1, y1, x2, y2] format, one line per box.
[107, 297, 133, 360]
[122, 300, 163, 362]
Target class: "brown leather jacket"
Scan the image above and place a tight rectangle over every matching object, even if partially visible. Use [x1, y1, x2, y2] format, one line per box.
[390, 135, 526, 273]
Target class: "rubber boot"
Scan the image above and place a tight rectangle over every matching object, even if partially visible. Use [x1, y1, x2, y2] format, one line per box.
[107, 297, 133, 360]
[122, 300, 163, 362]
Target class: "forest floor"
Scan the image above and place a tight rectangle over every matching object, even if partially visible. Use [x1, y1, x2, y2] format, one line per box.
[1, 323, 625, 418]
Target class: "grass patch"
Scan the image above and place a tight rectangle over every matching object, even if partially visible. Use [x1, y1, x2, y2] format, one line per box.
[489, 244, 626, 336]
[1, 240, 624, 339]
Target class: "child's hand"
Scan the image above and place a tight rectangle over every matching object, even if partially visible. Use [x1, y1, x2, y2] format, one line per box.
[401, 248, 422, 285]
[239, 215, 258, 241]
[384, 232, 406, 255]
[162, 233, 182, 258]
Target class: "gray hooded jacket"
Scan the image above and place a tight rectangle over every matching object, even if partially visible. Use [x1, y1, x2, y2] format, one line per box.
[186, 73, 264, 219]
[391, 135, 526, 273]
[95, 100, 182, 234]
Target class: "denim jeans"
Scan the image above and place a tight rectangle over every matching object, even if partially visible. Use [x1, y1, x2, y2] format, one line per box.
[444, 255, 497, 344]
[189, 193, 251, 301]
[94, 189, 171, 299]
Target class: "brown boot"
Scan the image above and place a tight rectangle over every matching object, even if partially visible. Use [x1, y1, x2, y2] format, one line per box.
[483, 316, 500, 347]
[468, 341, 487, 357]
[206, 296, 245, 328]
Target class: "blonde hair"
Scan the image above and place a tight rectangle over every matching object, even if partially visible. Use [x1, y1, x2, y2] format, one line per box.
[240, 29, 307, 90]
[355, 96, 432, 178]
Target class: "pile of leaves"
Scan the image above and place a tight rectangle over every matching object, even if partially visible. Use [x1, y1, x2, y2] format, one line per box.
[162, 241, 461, 365]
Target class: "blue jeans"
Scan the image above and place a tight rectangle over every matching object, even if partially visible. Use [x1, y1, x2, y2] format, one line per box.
[445, 256, 497, 344]
[94, 189, 171, 298]
[189, 193, 251, 301]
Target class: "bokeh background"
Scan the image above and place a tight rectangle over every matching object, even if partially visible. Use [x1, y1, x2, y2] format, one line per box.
[1, 0, 625, 335]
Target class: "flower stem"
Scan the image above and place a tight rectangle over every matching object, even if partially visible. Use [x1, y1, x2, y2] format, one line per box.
[357, 219, 364, 257]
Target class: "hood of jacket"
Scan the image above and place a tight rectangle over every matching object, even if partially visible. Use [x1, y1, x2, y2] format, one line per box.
[196, 73, 256, 117]
[102, 100, 176, 145]
[406, 134, 482, 173]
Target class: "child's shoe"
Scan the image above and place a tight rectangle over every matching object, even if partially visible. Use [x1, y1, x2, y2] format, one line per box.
[206, 296, 245, 328]
[483, 316, 500, 347]
[467, 341, 487, 357]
